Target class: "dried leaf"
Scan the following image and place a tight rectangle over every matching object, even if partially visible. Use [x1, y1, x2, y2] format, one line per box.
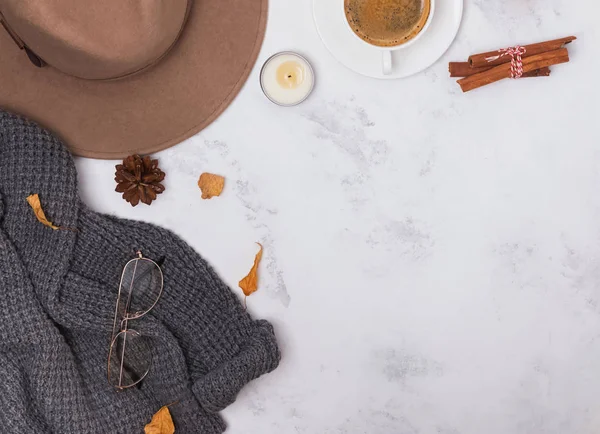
[239, 243, 263, 297]
[144, 405, 175, 434]
[198, 173, 225, 199]
[26, 194, 59, 230]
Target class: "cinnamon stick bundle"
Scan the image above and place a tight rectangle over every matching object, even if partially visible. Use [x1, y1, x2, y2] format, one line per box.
[458, 48, 569, 93]
[449, 62, 551, 78]
[468, 36, 576, 68]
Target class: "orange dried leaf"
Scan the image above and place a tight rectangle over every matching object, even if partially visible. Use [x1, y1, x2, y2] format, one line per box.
[26, 194, 59, 230]
[144, 405, 175, 434]
[239, 243, 263, 297]
[198, 173, 225, 199]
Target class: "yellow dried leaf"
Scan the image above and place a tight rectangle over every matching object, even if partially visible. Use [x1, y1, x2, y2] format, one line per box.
[198, 173, 225, 199]
[144, 405, 175, 434]
[26, 194, 59, 230]
[239, 243, 263, 297]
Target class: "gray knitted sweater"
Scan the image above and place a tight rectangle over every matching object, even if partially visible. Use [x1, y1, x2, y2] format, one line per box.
[0, 111, 280, 433]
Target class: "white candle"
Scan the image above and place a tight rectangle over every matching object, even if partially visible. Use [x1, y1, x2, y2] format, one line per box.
[260, 52, 315, 106]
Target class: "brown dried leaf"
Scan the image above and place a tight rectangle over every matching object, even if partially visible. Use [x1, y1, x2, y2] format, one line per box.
[26, 194, 59, 230]
[198, 173, 225, 199]
[239, 243, 263, 297]
[144, 405, 175, 434]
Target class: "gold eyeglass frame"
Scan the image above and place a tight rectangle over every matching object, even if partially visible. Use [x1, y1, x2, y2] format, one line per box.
[107, 251, 164, 390]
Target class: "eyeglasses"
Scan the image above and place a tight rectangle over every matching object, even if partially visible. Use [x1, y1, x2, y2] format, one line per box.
[107, 251, 164, 390]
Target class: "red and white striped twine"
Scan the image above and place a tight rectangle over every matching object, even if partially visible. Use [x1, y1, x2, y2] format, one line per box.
[497, 46, 527, 79]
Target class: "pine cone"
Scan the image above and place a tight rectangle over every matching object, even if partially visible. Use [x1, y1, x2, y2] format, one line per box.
[115, 154, 165, 207]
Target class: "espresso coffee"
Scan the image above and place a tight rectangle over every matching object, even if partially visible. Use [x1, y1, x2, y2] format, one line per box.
[344, 0, 431, 48]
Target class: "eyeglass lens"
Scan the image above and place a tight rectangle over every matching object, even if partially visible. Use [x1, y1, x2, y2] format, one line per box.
[117, 258, 163, 320]
[108, 329, 152, 389]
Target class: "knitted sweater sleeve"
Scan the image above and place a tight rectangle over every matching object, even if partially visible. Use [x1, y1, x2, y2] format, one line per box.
[151, 234, 281, 413]
[73, 208, 281, 414]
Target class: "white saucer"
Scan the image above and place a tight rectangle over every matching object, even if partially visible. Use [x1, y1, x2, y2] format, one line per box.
[313, 0, 463, 79]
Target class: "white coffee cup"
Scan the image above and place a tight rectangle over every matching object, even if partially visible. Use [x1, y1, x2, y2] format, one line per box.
[342, 0, 436, 75]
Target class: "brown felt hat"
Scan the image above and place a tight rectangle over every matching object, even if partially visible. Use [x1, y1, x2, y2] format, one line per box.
[0, 0, 267, 159]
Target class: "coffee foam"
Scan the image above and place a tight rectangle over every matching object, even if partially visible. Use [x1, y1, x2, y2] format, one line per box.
[345, 0, 430, 48]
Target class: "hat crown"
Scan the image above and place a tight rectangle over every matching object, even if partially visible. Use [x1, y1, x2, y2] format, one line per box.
[0, 0, 189, 80]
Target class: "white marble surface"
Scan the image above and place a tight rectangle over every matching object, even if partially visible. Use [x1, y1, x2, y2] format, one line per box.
[75, 1, 600, 433]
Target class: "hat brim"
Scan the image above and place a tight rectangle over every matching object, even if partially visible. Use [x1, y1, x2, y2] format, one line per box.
[0, 0, 268, 159]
